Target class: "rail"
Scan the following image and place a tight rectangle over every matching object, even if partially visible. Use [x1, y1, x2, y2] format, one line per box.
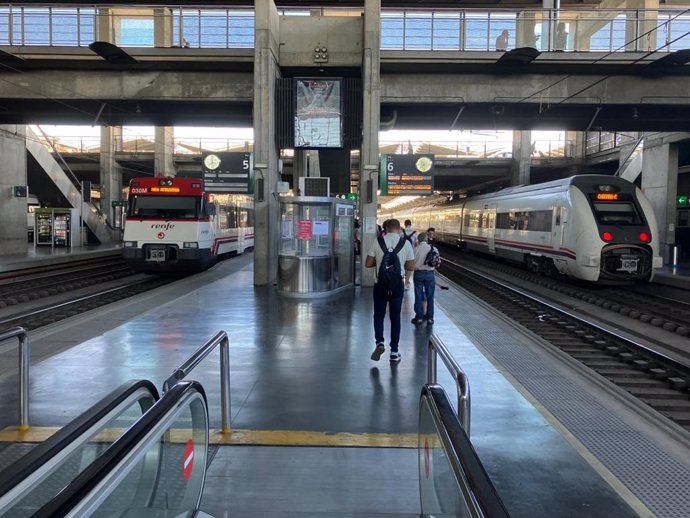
[0, 326, 30, 430]
[428, 333, 471, 435]
[163, 330, 231, 433]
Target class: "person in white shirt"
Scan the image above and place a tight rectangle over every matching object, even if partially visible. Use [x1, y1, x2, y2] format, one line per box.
[402, 219, 418, 290]
[365, 219, 415, 363]
[411, 232, 437, 326]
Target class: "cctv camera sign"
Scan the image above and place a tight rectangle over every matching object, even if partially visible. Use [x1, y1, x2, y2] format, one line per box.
[380, 154, 435, 196]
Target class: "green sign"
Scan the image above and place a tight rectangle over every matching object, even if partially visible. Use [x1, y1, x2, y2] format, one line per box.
[111, 200, 127, 208]
[678, 195, 689, 206]
[345, 192, 358, 201]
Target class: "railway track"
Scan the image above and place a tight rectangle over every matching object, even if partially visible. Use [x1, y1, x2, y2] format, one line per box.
[438, 259, 690, 432]
[0, 259, 133, 308]
[0, 276, 177, 331]
[0, 257, 181, 331]
[442, 248, 690, 337]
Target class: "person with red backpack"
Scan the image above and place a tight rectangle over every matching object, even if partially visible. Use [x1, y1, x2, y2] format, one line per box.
[365, 219, 415, 363]
[411, 232, 441, 326]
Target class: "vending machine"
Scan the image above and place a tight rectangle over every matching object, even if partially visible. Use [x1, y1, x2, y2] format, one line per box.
[34, 208, 81, 247]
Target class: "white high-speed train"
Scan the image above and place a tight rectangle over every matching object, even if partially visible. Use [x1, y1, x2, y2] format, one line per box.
[384, 175, 662, 283]
[123, 177, 254, 273]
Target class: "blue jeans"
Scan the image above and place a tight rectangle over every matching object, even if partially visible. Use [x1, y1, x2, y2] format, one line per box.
[413, 270, 435, 319]
[373, 282, 404, 352]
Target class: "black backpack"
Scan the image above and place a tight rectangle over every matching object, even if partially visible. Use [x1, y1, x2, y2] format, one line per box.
[377, 235, 405, 298]
[404, 230, 416, 245]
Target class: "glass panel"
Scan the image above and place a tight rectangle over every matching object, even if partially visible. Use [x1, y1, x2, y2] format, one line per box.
[404, 13, 432, 50]
[89, 397, 207, 517]
[381, 12, 404, 49]
[593, 202, 641, 224]
[334, 203, 355, 286]
[280, 203, 332, 257]
[432, 13, 460, 50]
[465, 15, 489, 50]
[129, 196, 202, 219]
[3, 398, 151, 517]
[419, 397, 472, 517]
[119, 18, 154, 46]
[228, 12, 254, 48]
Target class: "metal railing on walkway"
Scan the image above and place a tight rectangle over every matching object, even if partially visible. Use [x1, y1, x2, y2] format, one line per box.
[0, 326, 30, 431]
[163, 330, 231, 434]
[1, 5, 689, 53]
[428, 333, 471, 435]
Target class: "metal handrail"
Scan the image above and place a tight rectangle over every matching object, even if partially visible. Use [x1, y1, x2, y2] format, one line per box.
[163, 330, 231, 433]
[428, 333, 470, 435]
[0, 326, 30, 430]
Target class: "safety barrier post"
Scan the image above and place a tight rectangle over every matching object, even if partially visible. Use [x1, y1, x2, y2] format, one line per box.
[164, 330, 232, 434]
[0, 326, 31, 431]
[428, 334, 471, 436]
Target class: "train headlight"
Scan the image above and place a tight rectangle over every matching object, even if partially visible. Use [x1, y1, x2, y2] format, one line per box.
[124, 241, 138, 247]
[639, 232, 651, 243]
[183, 242, 199, 248]
[601, 231, 614, 242]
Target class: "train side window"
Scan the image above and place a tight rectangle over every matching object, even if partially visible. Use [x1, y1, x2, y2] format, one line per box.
[228, 207, 238, 228]
[496, 212, 510, 229]
[555, 207, 561, 226]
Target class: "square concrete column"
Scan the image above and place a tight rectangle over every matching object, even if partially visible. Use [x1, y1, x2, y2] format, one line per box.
[641, 139, 678, 252]
[154, 8, 174, 47]
[511, 130, 531, 186]
[154, 126, 175, 177]
[359, 0, 381, 287]
[253, 0, 281, 286]
[0, 125, 28, 254]
[100, 126, 123, 226]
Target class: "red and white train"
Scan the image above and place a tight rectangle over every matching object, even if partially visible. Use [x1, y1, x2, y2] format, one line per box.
[122, 177, 254, 273]
[383, 175, 663, 283]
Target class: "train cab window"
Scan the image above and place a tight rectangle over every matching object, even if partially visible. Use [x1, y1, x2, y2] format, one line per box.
[128, 196, 201, 219]
[593, 202, 641, 225]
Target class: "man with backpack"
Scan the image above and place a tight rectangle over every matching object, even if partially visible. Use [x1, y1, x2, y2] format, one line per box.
[411, 232, 441, 326]
[365, 219, 415, 363]
[402, 219, 417, 290]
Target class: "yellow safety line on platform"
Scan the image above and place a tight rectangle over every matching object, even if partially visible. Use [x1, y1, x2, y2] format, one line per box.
[0, 426, 418, 449]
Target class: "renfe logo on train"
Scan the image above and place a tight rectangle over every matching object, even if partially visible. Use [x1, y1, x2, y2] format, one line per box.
[151, 222, 176, 230]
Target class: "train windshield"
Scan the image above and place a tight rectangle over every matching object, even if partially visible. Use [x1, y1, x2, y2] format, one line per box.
[592, 202, 642, 225]
[128, 195, 202, 219]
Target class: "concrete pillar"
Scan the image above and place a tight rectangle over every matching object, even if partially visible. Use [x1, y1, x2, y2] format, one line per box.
[308, 151, 321, 177]
[569, 131, 586, 160]
[626, 0, 659, 51]
[293, 151, 307, 193]
[641, 141, 678, 253]
[154, 8, 174, 47]
[0, 125, 28, 254]
[511, 130, 531, 185]
[154, 126, 175, 177]
[516, 11, 539, 48]
[100, 126, 123, 226]
[96, 8, 114, 42]
[253, 0, 281, 286]
[359, 0, 381, 287]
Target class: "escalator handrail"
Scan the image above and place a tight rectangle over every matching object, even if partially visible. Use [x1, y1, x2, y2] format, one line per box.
[0, 379, 159, 500]
[422, 384, 510, 518]
[34, 380, 208, 518]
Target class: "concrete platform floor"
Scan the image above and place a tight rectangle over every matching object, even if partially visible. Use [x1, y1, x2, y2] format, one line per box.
[1, 253, 685, 516]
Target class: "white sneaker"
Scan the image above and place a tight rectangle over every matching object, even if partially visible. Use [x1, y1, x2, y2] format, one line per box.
[389, 351, 401, 363]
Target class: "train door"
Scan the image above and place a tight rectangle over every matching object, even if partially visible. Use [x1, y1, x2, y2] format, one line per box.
[487, 204, 497, 253]
[552, 206, 568, 249]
